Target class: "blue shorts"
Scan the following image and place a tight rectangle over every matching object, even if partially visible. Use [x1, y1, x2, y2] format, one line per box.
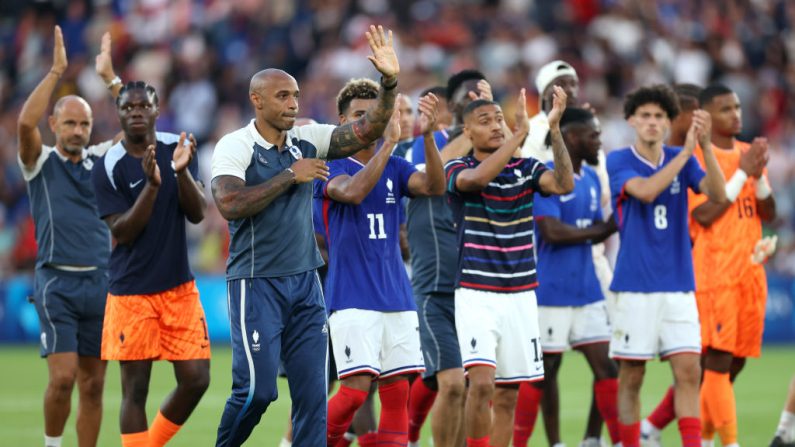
[31, 266, 108, 358]
[416, 292, 461, 378]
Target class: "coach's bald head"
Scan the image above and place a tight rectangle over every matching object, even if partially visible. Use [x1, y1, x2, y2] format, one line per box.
[49, 95, 93, 155]
[249, 69, 300, 134]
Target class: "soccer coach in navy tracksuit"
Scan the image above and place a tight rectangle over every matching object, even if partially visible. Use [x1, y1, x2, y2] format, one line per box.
[210, 25, 401, 447]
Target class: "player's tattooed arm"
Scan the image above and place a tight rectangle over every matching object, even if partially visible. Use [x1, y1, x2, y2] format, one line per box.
[538, 86, 575, 195]
[537, 216, 617, 245]
[327, 102, 398, 204]
[103, 145, 160, 245]
[212, 158, 329, 220]
[327, 25, 399, 160]
[18, 26, 68, 168]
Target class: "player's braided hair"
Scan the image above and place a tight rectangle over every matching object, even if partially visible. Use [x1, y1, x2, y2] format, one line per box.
[673, 83, 702, 111]
[336, 78, 379, 116]
[116, 81, 159, 107]
[623, 84, 680, 120]
[446, 69, 486, 103]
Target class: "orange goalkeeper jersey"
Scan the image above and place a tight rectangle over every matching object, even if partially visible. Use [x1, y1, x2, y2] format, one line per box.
[688, 141, 765, 291]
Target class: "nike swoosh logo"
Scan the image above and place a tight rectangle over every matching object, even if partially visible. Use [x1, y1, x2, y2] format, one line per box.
[559, 193, 576, 203]
[129, 179, 143, 188]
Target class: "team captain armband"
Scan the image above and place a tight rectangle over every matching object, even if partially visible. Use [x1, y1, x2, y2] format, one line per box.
[756, 174, 772, 199]
[725, 169, 748, 202]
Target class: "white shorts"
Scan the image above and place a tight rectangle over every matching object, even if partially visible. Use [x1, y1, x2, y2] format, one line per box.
[608, 291, 701, 360]
[538, 301, 611, 353]
[329, 309, 425, 379]
[455, 288, 544, 384]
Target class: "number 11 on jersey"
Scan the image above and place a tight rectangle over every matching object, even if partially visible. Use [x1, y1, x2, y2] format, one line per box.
[367, 213, 387, 239]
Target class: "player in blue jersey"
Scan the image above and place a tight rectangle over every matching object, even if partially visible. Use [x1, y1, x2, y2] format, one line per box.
[92, 81, 210, 447]
[445, 86, 574, 447]
[606, 85, 726, 447]
[321, 78, 445, 446]
[211, 25, 401, 447]
[532, 108, 620, 447]
[18, 26, 115, 447]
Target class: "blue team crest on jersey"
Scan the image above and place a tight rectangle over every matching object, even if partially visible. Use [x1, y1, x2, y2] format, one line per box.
[288, 145, 302, 160]
[514, 168, 523, 179]
[256, 151, 268, 165]
[590, 186, 598, 212]
[386, 177, 396, 204]
[82, 158, 94, 171]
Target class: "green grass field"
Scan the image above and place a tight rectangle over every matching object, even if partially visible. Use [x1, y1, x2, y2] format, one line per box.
[2, 344, 791, 446]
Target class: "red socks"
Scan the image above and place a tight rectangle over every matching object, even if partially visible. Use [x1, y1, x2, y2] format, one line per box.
[327, 385, 368, 447]
[648, 386, 676, 430]
[594, 378, 620, 444]
[513, 383, 542, 446]
[678, 417, 701, 447]
[358, 432, 377, 447]
[467, 435, 491, 447]
[408, 378, 437, 442]
[620, 421, 641, 447]
[377, 380, 410, 446]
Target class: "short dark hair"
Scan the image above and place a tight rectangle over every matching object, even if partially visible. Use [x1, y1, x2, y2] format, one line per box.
[623, 84, 679, 119]
[446, 69, 486, 103]
[116, 81, 159, 107]
[336, 78, 379, 116]
[420, 85, 447, 101]
[673, 83, 702, 111]
[462, 99, 498, 119]
[699, 84, 734, 107]
[559, 107, 595, 130]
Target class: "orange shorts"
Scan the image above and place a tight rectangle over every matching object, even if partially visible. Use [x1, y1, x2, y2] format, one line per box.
[697, 268, 767, 358]
[101, 280, 211, 361]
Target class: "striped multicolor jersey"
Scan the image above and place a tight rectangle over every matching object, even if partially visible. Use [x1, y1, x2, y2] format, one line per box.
[445, 155, 548, 293]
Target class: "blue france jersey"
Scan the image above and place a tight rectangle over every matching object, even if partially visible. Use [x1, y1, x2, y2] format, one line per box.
[607, 146, 705, 292]
[315, 156, 417, 312]
[534, 164, 604, 306]
[92, 133, 199, 295]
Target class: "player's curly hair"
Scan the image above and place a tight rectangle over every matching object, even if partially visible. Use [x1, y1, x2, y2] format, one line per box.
[623, 84, 679, 120]
[336, 78, 380, 116]
[116, 81, 159, 107]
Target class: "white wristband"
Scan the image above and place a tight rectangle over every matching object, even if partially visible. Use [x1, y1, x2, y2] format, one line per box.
[756, 175, 772, 199]
[725, 169, 748, 202]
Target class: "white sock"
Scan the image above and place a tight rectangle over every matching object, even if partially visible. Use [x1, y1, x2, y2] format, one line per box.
[552, 443, 567, 447]
[641, 418, 661, 437]
[344, 432, 357, 442]
[723, 443, 739, 447]
[778, 410, 795, 442]
[278, 437, 292, 447]
[44, 436, 62, 447]
[701, 440, 714, 447]
[408, 442, 421, 447]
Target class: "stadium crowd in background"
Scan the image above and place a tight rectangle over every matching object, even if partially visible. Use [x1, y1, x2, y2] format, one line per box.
[1, 0, 795, 276]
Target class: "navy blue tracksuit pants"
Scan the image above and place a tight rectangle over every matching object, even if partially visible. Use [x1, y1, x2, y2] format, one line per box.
[216, 271, 328, 446]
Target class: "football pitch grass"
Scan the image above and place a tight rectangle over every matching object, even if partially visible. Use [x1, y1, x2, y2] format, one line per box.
[1, 344, 792, 446]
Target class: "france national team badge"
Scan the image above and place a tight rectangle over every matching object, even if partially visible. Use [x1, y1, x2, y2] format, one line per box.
[514, 168, 523, 179]
[82, 158, 94, 171]
[670, 175, 681, 194]
[590, 186, 598, 212]
[386, 178, 396, 204]
[256, 151, 268, 165]
[288, 145, 302, 160]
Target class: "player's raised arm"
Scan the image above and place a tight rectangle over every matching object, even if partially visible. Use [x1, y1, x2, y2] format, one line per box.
[407, 93, 445, 197]
[693, 111, 727, 204]
[173, 132, 206, 223]
[18, 26, 67, 167]
[95, 31, 122, 99]
[326, 25, 399, 160]
[537, 86, 575, 195]
[326, 100, 400, 205]
[452, 89, 530, 192]
[751, 138, 777, 222]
